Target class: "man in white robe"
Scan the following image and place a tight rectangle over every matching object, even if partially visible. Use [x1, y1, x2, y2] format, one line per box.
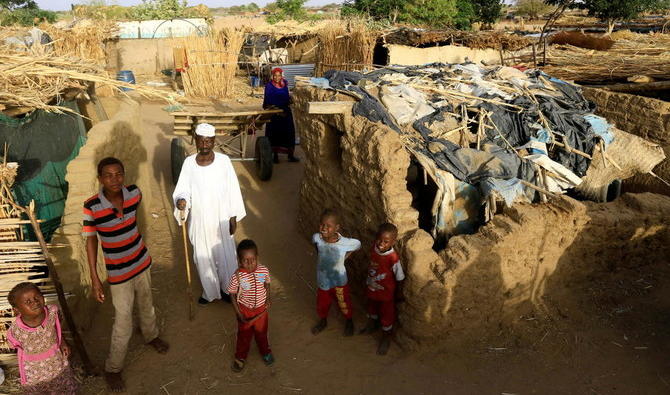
[173, 123, 246, 304]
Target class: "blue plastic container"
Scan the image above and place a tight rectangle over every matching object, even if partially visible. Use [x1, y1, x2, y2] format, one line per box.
[116, 70, 136, 91]
[250, 76, 260, 88]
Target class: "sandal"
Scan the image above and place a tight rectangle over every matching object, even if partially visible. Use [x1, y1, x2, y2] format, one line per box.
[231, 358, 245, 372]
[263, 353, 275, 366]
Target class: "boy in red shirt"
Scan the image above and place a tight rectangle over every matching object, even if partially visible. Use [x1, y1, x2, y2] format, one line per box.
[228, 239, 274, 372]
[360, 223, 405, 355]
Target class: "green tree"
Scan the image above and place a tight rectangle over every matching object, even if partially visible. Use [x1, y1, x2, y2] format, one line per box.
[454, 0, 476, 29]
[266, 0, 307, 23]
[0, 0, 37, 9]
[545, 0, 669, 34]
[129, 0, 188, 21]
[515, 0, 552, 19]
[405, 0, 458, 27]
[0, 0, 56, 25]
[473, 0, 503, 28]
[341, 0, 407, 23]
[247, 2, 260, 12]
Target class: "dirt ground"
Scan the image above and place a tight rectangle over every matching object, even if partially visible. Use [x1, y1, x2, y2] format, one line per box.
[41, 101, 670, 394]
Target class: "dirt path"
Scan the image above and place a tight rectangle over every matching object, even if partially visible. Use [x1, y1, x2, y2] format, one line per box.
[78, 103, 670, 395]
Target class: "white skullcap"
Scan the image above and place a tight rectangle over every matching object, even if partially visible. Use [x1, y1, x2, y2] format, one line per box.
[195, 123, 215, 137]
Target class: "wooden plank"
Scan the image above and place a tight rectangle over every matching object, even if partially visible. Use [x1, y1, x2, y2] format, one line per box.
[174, 125, 239, 131]
[173, 119, 248, 125]
[596, 80, 670, 93]
[0, 242, 66, 249]
[308, 101, 354, 114]
[173, 130, 243, 136]
[0, 219, 42, 225]
[170, 109, 282, 117]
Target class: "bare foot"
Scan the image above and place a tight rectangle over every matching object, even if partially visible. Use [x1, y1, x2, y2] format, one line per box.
[311, 318, 327, 335]
[105, 371, 125, 392]
[377, 332, 392, 355]
[148, 337, 169, 354]
[359, 318, 379, 335]
[344, 319, 354, 337]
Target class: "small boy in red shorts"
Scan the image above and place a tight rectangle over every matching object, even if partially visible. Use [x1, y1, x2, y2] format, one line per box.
[360, 223, 405, 355]
[228, 239, 274, 372]
[311, 209, 361, 337]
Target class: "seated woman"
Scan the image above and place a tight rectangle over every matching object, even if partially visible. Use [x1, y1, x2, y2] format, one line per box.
[263, 67, 299, 163]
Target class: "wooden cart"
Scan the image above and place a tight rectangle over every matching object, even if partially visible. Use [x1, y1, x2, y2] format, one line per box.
[169, 109, 282, 184]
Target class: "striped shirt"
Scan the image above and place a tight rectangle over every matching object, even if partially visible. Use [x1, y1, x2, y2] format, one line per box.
[82, 184, 151, 284]
[227, 265, 270, 309]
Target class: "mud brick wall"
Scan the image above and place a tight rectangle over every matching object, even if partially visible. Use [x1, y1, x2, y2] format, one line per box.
[398, 193, 670, 347]
[583, 88, 670, 196]
[294, 84, 670, 349]
[50, 99, 154, 330]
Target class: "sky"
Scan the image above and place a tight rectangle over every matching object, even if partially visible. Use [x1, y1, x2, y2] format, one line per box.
[37, 1, 341, 11]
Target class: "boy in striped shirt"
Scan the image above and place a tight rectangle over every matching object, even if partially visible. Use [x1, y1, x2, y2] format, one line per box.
[83, 157, 169, 392]
[228, 239, 274, 372]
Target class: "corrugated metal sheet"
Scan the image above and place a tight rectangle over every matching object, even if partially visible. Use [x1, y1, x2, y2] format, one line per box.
[118, 18, 208, 39]
[279, 63, 315, 88]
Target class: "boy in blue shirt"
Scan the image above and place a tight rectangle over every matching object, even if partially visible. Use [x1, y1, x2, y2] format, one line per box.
[311, 209, 361, 336]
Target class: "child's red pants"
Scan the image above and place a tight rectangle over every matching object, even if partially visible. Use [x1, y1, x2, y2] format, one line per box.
[367, 299, 395, 331]
[235, 304, 271, 360]
[317, 284, 353, 320]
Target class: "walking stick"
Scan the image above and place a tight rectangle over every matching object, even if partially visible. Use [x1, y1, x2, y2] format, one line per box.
[180, 209, 194, 321]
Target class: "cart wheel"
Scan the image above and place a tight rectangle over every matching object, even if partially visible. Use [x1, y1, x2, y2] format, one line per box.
[255, 136, 273, 181]
[171, 137, 187, 185]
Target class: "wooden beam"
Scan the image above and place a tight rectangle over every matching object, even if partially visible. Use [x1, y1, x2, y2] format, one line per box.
[0, 219, 42, 225]
[173, 119, 248, 125]
[173, 125, 239, 131]
[307, 101, 354, 114]
[595, 80, 670, 93]
[170, 109, 282, 117]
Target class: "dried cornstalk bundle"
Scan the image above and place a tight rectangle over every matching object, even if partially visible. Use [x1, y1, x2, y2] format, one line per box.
[178, 29, 245, 99]
[39, 21, 118, 64]
[541, 32, 670, 82]
[0, 50, 176, 116]
[316, 21, 379, 75]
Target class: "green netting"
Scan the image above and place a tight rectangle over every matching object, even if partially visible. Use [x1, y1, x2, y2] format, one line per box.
[0, 101, 87, 241]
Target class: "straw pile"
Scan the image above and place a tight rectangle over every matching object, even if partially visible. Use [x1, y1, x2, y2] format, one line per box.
[0, 51, 176, 116]
[39, 21, 118, 65]
[178, 29, 245, 99]
[541, 32, 670, 82]
[316, 21, 379, 76]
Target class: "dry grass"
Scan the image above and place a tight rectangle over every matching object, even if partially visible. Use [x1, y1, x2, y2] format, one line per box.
[0, 51, 176, 116]
[177, 28, 245, 99]
[541, 32, 670, 82]
[315, 20, 379, 76]
[39, 21, 117, 64]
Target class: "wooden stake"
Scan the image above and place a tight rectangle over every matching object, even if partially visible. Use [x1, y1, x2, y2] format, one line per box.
[22, 201, 94, 376]
[520, 180, 558, 198]
[180, 210, 195, 321]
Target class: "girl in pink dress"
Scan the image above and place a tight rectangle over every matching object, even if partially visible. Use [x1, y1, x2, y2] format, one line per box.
[6, 282, 77, 394]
